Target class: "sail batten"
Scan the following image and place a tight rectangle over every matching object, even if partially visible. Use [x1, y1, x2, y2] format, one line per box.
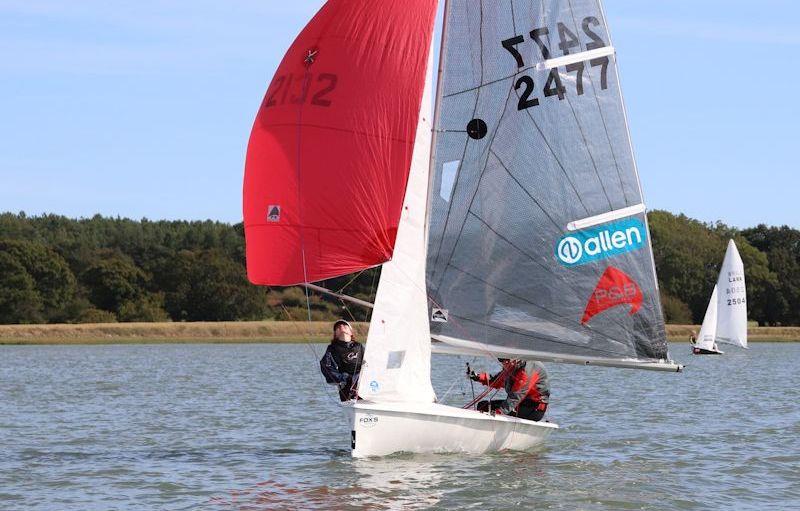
[537, 46, 615, 70]
[426, 0, 673, 367]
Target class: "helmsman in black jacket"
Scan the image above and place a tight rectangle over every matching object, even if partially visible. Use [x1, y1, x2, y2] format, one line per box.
[320, 319, 364, 401]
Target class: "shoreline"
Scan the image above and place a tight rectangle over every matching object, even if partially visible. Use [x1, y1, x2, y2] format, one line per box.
[0, 322, 798, 345]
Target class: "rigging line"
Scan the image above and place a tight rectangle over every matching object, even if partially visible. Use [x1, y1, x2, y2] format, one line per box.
[502, 2, 591, 217]
[515, 86, 590, 216]
[428, 0, 490, 288]
[365, 269, 378, 322]
[559, 82, 615, 211]
[433, 133, 589, 296]
[510, 1, 589, 216]
[433, 5, 591, 281]
[289, 73, 350, 411]
[536, 4, 614, 211]
[462, 362, 512, 409]
[471, 160, 642, 335]
[335, 269, 366, 294]
[488, 149, 563, 231]
[438, 368, 466, 403]
[374, 245, 498, 364]
[442, 261, 640, 357]
[279, 304, 341, 407]
[485, 146, 643, 285]
[293, 74, 314, 325]
[430, 88, 525, 290]
[565, 0, 630, 204]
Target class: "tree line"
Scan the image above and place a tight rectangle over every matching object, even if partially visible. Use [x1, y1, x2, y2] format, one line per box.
[0, 211, 797, 326]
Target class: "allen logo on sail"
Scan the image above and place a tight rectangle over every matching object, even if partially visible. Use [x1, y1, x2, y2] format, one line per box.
[582, 266, 643, 324]
[555, 218, 646, 267]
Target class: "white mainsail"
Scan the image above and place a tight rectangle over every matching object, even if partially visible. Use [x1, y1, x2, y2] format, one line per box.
[356, 53, 437, 403]
[715, 239, 748, 348]
[425, 0, 679, 370]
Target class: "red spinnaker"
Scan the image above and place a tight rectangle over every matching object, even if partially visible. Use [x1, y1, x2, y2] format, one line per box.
[243, 0, 438, 286]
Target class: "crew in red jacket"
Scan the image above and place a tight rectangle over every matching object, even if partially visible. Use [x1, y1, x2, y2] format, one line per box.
[470, 358, 550, 421]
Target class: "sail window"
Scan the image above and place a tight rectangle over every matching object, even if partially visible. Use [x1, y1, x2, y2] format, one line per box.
[440, 161, 460, 202]
[386, 350, 405, 369]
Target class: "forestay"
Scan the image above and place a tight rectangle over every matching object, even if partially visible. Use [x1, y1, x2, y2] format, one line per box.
[426, 0, 673, 367]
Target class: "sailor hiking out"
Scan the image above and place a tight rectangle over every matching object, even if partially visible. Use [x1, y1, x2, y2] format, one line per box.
[320, 320, 364, 401]
[470, 358, 550, 422]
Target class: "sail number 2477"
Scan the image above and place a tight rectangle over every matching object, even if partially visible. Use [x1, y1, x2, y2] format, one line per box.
[501, 17, 610, 111]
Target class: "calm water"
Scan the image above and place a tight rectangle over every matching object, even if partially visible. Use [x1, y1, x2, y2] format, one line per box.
[1, 343, 798, 510]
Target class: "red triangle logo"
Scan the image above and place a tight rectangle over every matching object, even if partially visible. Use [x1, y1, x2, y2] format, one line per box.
[581, 267, 643, 324]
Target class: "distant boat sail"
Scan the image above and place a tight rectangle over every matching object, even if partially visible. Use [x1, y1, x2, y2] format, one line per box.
[244, 0, 681, 458]
[693, 240, 747, 355]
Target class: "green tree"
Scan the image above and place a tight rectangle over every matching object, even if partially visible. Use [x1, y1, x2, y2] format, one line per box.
[742, 225, 800, 325]
[118, 294, 171, 322]
[0, 251, 44, 323]
[648, 211, 724, 322]
[648, 211, 777, 325]
[659, 290, 693, 324]
[80, 252, 146, 313]
[164, 250, 268, 321]
[0, 239, 76, 321]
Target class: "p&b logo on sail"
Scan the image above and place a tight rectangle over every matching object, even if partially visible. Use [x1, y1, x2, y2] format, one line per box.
[582, 266, 643, 324]
[555, 218, 646, 267]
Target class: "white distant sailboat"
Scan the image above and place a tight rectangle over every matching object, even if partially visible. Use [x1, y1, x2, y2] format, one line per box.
[693, 239, 748, 355]
[243, 0, 681, 458]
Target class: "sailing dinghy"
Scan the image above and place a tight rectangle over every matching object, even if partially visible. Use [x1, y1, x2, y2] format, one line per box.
[244, 0, 681, 457]
[692, 240, 747, 355]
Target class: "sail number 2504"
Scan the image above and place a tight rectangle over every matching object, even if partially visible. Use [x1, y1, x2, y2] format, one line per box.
[501, 17, 610, 111]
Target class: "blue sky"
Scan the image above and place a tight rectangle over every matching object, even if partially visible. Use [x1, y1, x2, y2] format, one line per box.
[1, 0, 797, 228]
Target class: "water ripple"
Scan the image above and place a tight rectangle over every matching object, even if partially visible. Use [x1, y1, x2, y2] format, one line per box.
[0, 343, 798, 510]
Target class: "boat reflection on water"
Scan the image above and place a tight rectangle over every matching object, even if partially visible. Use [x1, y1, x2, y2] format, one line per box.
[208, 451, 548, 510]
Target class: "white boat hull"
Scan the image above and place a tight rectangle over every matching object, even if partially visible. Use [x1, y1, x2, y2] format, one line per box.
[344, 401, 558, 458]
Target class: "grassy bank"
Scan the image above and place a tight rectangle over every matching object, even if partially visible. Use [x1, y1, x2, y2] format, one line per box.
[1, 322, 798, 345]
[665, 324, 800, 342]
[0, 321, 369, 345]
